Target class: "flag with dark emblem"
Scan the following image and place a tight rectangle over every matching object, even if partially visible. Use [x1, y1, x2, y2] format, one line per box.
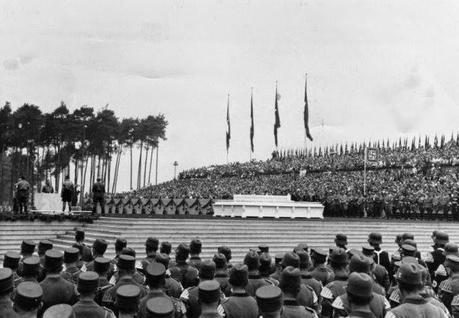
[250, 89, 254, 153]
[226, 95, 231, 152]
[304, 74, 313, 142]
[274, 83, 281, 147]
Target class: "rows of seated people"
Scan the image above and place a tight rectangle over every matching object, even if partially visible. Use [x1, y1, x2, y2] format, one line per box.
[1, 229, 458, 317]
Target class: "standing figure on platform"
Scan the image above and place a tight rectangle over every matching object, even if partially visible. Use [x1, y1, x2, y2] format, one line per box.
[42, 180, 54, 193]
[61, 176, 74, 213]
[16, 176, 31, 213]
[92, 177, 105, 215]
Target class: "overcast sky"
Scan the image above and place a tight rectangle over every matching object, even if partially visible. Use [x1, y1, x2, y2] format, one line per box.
[1, 0, 459, 190]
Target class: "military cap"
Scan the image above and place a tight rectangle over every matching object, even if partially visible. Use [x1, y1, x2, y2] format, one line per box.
[175, 243, 189, 260]
[396, 263, 423, 286]
[155, 253, 170, 268]
[256, 285, 283, 313]
[281, 252, 300, 268]
[75, 229, 85, 241]
[279, 266, 301, 292]
[38, 240, 53, 255]
[368, 232, 382, 245]
[146, 297, 174, 318]
[199, 260, 216, 280]
[244, 250, 260, 271]
[401, 244, 416, 254]
[213, 253, 227, 269]
[15, 281, 43, 310]
[349, 254, 371, 274]
[229, 264, 249, 287]
[44, 250, 63, 270]
[435, 232, 449, 245]
[259, 253, 272, 274]
[311, 248, 328, 262]
[190, 239, 202, 254]
[93, 239, 108, 255]
[217, 246, 232, 262]
[182, 267, 199, 289]
[394, 256, 418, 268]
[22, 256, 40, 277]
[198, 280, 220, 304]
[116, 284, 140, 314]
[117, 254, 136, 271]
[432, 230, 439, 239]
[274, 253, 284, 264]
[120, 247, 136, 258]
[21, 240, 36, 255]
[43, 304, 75, 318]
[258, 244, 269, 253]
[77, 271, 99, 293]
[330, 248, 349, 265]
[145, 237, 159, 250]
[295, 250, 310, 269]
[445, 255, 459, 272]
[401, 233, 414, 242]
[94, 257, 111, 274]
[146, 262, 166, 279]
[362, 245, 375, 257]
[394, 234, 402, 244]
[335, 234, 348, 245]
[444, 243, 459, 256]
[346, 272, 373, 298]
[3, 251, 20, 270]
[160, 241, 172, 255]
[115, 238, 127, 252]
[0, 268, 14, 294]
[293, 243, 309, 253]
[64, 247, 79, 264]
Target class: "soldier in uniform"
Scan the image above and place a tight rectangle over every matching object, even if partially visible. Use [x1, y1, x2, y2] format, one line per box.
[385, 263, 447, 318]
[259, 252, 278, 287]
[217, 246, 233, 270]
[74, 229, 93, 263]
[139, 262, 186, 318]
[310, 248, 334, 286]
[13, 281, 43, 318]
[213, 253, 231, 296]
[39, 250, 78, 314]
[368, 233, 391, 275]
[438, 254, 459, 313]
[102, 255, 147, 313]
[141, 237, 159, 270]
[169, 243, 198, 286]
[16, 176, 30, 213]
[112, 238, 127, 266]
[243, 250, 271, 297]
[15, 256, 40, 286]
[18, 240, 36, 276]
[0, 268, 17, 318]
[92, 178, 106, 215]
[72, 271, 116, 318]
[426, 232, 449, 280]
[221, 264, 258, 318]
[61, 175, 74, 213]
[3, 251, 21, 284]
[362, 245, 390, 292]
[271, 253, 284, 282]
[345, 273, 379, 318]
[256, 285, 283, 318]
[61, 248, 81, 284]
[297, 250, 322, 302]
[86, 239, 113, 278]
[116, 284, 140, 318]
[433, 242, 458, 291]
[334, 234, 348, 251]
[279, 267, 317, 318]
[189, 239, 202, 270]
[154, 253, 183, 299]
[145, 297, 175, 318]
[198, 280, 224, 318]
[160, 241, 172, 256]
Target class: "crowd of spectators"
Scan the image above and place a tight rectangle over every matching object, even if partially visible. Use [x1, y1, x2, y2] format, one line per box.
[1, 229, 457, 317]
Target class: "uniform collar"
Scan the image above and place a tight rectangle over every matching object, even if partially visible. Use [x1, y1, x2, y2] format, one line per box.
[403, 294, 427, 305]
[231, 290, 249, 297]
[283, 297, 299, 306]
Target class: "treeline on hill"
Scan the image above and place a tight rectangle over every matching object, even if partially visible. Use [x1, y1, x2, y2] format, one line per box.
[0, 101, 167, 204]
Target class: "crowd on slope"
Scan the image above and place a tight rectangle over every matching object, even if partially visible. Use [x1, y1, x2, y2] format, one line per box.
[1, 229, 458, 317]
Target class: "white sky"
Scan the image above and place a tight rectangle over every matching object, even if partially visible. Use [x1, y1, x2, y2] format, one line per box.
[1, 0, 459, 190]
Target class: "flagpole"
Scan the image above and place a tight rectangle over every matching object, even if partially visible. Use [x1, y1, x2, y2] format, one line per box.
[250, 87, 253, 161]
[275, 81, 278, 152]
[226, 93, 230, 164]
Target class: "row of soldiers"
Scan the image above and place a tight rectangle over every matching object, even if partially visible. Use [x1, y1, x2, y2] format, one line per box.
[0, 230, 457, 317]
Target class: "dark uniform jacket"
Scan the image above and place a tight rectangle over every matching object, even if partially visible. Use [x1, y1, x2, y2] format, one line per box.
[40, 274, 78, 313]
[72, 299, 115, 318]
[215, 270, 231, 297]
[181, 283, 225, 318]
[61, 264, 81, 284]
[310, 264, 334, 286]
[95, 276, 113, 306]
[320, 273, 348, 318]
[245, 272, 271, 296]
[333, 292, 390, 318]
[281, 298, 317, 318]
[139, 289, 186, 318]
[385, 294, 448, 318]
[102, 276, 147, 313]
[189, 256, 202, 269]
[372, 264, 390, 292]
[301, 271, 323, 299]
[165, 276, 184, 299]
[170, 262, 199, 286]
[0, 297, 18, 318]
[221, 290, 259, 318]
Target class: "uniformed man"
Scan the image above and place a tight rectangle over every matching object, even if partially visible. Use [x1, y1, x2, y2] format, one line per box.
[258, 244, 270, 254]
[74, 229, 93, 263]
[139, 262, 186, 318]
[155, 253, 183, 299]
[213, 253, 231, 296]
[368, 232, 391, 274]
[438, 254, 459, 313]
[72, 271, 116, 318]
[426, 231, 449, 281]
[92, 178, 106, 215]
[3, 251, 21, 284]
[169, 243, 198, 286]
[334, 234, 348, 251]
[61, 248, 81, 284]
[86, 239, 113, 277]
[385, 263, 448, 318]
[433, 242, 458, 290]
[102, 255, 147, 313]
[116, 284, 140, 318]
[18, 240, 36, 276]
[256, 285, 283, 318]
[310, 248, 334, 286]
[37, 240, 53, 280]
[160, 241, 172, 256]
[145, 297, 175, 318]
[221, 264, 258, 318]
[260, 252, 278, 287]
[217, 246, 233, 270]
[271, 253, 285, 282]
[93, 257, 113, 305]
[280, 266, 317, 318]
[13, 281, 43, 318]
[297, 250, 322, 302]
[344, 273, 377, 318]
[112, 238, 128, 266]
[141, 237, 159, 270]
[362, 245, 390, 292]
[16, 176, 30, 213]
[189, 239, 202, 270]
[15, 256, 40, 286]
[0, 268, 17, 318]
[198, 280, 224, 318]
[243, 250, 271, 297]
[42, 304, 75, 318]
[349, 254, 385, 296]
[39, 250, 78, 314]
[61, 175, 74, 213]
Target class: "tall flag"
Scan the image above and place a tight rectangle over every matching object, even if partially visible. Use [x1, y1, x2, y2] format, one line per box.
[250, 89, 255, 153]
[304, 74, 314, 141]
[226, 94, 231, 152]
[274, 83, 281, 147]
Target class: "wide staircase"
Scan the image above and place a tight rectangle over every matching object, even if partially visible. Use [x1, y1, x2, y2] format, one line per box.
[42, 217, 459, 262]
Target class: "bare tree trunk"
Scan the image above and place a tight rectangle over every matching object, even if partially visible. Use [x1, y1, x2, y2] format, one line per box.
[137, 141, 143, 190]
[130, 145, 133, 190]
[106, 157, 111, 193]
[97, 155, 101, 179]
[74, 158, 79, 186]
[148, 145, 154, 185]
[143, 146, 149, 187]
